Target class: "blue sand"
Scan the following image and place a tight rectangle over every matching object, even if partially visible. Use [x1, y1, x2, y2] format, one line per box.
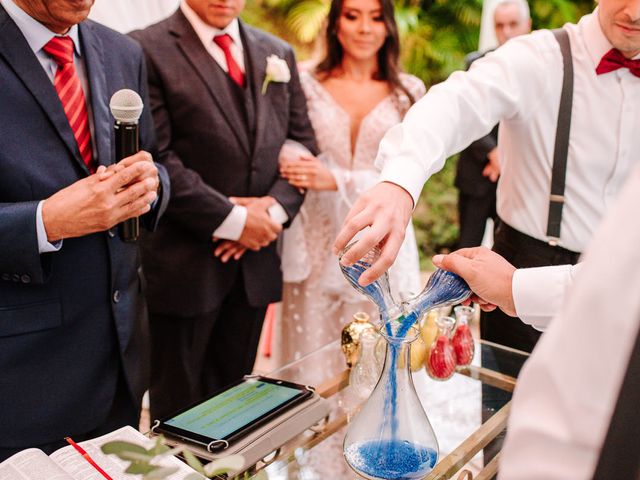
[345, 440, 438, 480]
[340, 264, 469, 478]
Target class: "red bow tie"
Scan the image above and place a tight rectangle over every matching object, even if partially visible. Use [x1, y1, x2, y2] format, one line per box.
[596, 48, 640, 77]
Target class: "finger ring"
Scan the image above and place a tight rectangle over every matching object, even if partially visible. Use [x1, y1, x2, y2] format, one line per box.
[301, 174, 307, 181]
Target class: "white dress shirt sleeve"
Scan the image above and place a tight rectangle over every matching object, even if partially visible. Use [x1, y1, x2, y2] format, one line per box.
[268, 203, 289, 225]
[212, 202, 289, 241]
[376, 31, 554, 205]
[36, 200, 62, 253]
[512, 264, 582, 331]
[213, 205, 247, 241]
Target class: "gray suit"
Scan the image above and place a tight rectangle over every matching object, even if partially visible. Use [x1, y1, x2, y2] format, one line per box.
[130, 10, 317, 418]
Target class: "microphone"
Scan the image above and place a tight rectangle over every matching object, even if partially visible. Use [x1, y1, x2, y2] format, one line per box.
[109, 89, 144, 243]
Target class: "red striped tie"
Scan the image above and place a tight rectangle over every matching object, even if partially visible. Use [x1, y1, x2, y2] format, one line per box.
[43, 36, 95, 172]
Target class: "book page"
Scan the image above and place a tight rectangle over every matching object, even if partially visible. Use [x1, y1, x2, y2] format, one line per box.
[0, 448, 74, 480]
[50, 426, 203, 480]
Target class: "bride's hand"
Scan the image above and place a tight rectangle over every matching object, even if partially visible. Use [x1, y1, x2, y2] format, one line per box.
[280, 155, 337, 191]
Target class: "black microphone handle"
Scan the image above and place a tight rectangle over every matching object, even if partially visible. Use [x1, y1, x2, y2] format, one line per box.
[114, 121, 140, 242]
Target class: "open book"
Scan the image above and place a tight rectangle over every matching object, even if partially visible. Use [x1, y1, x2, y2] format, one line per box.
[0, 426, 203, 480]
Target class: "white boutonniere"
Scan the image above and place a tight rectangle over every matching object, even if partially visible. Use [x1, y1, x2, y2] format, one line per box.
[262, 54, 291, 95]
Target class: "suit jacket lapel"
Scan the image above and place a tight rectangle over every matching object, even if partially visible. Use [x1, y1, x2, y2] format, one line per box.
[0, 6, 89, 174]
[80, 21, 111, 168]
[240, 22, 269, 156]
[169, 11, 251, 156]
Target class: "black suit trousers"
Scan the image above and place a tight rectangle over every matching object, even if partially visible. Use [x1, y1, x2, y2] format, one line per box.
[148, 272, 267, 421]
[457, 191, 497, 248]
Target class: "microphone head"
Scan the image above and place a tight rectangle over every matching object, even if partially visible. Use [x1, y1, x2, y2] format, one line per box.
[109, 89, 143, 123]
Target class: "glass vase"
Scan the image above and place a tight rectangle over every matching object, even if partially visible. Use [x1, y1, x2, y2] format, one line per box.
[426, 316, 457, 381]
[349, 329, 383, 402]
[452, 305, 475, 366]
[344, 324, 439, 479]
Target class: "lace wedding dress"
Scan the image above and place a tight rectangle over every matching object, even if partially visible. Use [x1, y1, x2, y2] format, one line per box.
[275, 71, 426, 367]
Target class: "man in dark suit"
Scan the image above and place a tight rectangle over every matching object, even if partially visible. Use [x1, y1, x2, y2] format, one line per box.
[0, 0, 169, 461]
[131, 0, 317, 419]
[455, 0, 531, 248]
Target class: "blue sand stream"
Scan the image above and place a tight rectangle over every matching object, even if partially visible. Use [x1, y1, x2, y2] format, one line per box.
[341, 263, 470, 478]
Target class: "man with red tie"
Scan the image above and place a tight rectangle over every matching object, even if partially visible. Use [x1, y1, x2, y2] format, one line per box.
[130, 0, 317, 419]
[335, 0, 640, 354]
[0, 0, 169, 461]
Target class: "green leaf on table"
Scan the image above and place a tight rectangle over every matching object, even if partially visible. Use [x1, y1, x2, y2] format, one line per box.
[125, 462, 159, 474]
[184, 474, 206, 480]
[143, 466, 180, 479]
[101, 441, 153, 461]
[149, 436, 171, 456]
[182, 450, 206, 475]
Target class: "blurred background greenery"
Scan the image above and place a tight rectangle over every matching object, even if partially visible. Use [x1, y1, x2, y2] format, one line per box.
[243, 0, 595, 264]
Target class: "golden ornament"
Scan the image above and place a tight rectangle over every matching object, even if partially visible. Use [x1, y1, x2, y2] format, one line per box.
[341, 312, 376, 368]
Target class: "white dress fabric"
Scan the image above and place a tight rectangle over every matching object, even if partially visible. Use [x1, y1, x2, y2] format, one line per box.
[275, 71, 425, 366]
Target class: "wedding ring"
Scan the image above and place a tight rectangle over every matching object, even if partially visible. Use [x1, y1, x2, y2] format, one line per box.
[301, 174, 308, 182]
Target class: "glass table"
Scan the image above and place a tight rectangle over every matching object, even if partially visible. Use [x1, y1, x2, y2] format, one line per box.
[238, 339, 529, 480]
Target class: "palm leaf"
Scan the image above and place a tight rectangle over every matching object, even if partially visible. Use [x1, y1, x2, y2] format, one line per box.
[286, 0, 330, 43]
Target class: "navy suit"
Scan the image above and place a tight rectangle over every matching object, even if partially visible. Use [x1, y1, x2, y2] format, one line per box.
[0, 6, 169, 452]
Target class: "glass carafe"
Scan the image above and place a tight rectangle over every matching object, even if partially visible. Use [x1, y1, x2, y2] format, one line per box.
[426, 316, 457, 381]
[452, 305, 475, 366]
[344, 324, 439, 479]
[339, 242, 401, 323]
[349, 329, 383, 401]
[401, 269, 473, 328]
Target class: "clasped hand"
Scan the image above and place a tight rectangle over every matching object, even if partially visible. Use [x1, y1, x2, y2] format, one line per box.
[42, 151, 159, 242]
[213, 196, 282, 263]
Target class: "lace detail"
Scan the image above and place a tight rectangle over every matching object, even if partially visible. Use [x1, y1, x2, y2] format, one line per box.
[276, 71, 426, 366]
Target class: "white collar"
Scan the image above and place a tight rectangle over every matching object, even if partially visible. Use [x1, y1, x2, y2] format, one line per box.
[1, 0, 81, 57]
[180, 1, 242, 51]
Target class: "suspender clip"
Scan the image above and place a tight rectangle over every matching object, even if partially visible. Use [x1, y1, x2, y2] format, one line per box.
[547, 237, 560, 247]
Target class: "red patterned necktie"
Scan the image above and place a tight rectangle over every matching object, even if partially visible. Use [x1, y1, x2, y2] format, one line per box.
[43, 36, 95, 172]
[596, 48, 640, 78]
[213, 34, 245, 88]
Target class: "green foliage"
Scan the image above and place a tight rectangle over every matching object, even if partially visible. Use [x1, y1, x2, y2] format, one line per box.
[101, 436, 248, 480]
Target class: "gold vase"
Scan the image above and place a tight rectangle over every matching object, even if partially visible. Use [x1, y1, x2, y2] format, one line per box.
[341, 312, 376, 368]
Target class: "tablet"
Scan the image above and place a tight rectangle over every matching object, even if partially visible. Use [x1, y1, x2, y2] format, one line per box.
[154, 376, 314, 451]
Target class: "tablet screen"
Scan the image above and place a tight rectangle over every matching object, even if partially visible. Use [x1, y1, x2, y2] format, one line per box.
[163, 379, 305, 441]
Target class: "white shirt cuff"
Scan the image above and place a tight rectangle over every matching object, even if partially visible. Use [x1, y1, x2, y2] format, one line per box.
[36, 200, 62, 253]
[512, 264, 577, 331]
[268, 202, 289, 225]
[213, 205, 247, 241]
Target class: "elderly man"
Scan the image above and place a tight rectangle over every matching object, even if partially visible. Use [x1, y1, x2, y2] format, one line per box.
[455, 0, 531, 249]
[0, 0, 169, 460]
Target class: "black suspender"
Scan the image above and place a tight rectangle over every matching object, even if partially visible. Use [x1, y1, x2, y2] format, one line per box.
[547, 29, 574, 243]
[592, 321, 640, 479]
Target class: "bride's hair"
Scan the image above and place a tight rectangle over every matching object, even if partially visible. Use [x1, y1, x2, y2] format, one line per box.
[315, 0, 415, 104]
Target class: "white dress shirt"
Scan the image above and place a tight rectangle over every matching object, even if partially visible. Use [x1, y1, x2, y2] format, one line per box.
[376, 9, 639, 321]
[499, 164, 640, 479]
[180, 0, 288, 240]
